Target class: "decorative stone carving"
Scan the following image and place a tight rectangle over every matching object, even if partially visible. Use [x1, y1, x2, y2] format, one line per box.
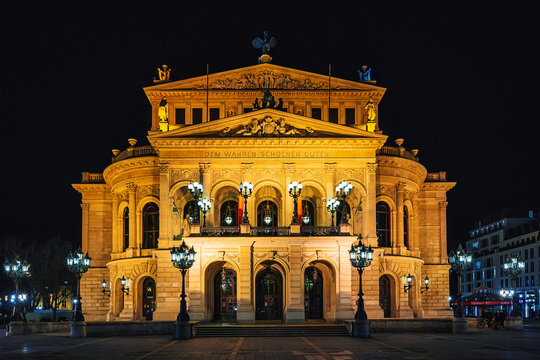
[199, 163, 212, 175]
[324, 163, 336, 175]
[253, 250, 289, 264]
[366, 163, 377, 174]
[170, 169, 199, 184]
[158, 163, 169, 174]
[137, 185, 160, 201]
[241, 163, 254, 176]
[194, 70, 338, 90]
[221, 116, 314, 137]
[283, 163, 296, 176]
[396, 182, 406, 192]
[253, 168, 282, 179]
[211, 168, 242, 183]
[439, 201, 448, 210]
[336, 168, 365, 183]
[126, 182, 137, 193]
[377, 184, 396, 199]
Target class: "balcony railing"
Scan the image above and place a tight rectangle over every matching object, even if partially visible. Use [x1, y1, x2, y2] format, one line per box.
[81, 172, 105, 184]
[201, 226, 240, 236]
[300, 226, 339, 236]
[250, 226, 291, 236]
[112, 146, 157, 163]
[377, 145, 418, 162]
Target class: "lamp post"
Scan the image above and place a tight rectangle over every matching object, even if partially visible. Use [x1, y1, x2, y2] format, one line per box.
[188, 181, 203, 224]
[503, 256, 525, 317]
[448, 244, 472, 318]
[326, 198, 340, 227]
[288, 181, 303, 225]
[171, 239, 196, 339]
[66, 249, 91, 322]
[3, 257, 30, 322]
[336, 181, 353, 224]
[198, 198, 212, 227]
[238, 181, 253, 225]
[421, 276, 430, 294]
[403, 273, 413, 293]
[349, 235, 374, 338]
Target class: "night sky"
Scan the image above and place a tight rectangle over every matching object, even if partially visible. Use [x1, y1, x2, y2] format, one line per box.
[1, 2, 538, 250]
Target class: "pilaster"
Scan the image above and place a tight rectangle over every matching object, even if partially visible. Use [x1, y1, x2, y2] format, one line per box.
[152, 249, 182, 321]
[158, 163, 170, 249]
[237, 244, 255, 323]
[439, 201, 448, 264]
[396, 182, 405, 249]
[127, 183, 137, 250]
[286, 243, 304, 323]
[336, 239, 354, 320]
[111, 195, 120, 253]
[364, 163, 377, 247]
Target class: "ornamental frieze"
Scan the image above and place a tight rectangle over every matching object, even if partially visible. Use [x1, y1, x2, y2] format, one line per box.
[193, 70, 339, 90]
[137, 185, 160, 202]
[170, 169, 199, 185]
[211, 168, 242, 183]
[253, 168, 282, 180]
[221, 115, 316, 137]
[336, 168, 365, 183]
[377, 184, 396, 199]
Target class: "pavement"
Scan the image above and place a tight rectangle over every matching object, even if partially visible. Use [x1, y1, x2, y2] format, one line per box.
[0, 323, 539, 359]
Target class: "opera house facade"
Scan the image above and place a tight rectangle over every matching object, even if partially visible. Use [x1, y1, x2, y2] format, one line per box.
[73, 62, 455, 323]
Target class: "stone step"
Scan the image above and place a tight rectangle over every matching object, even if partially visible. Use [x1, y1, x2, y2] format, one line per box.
[195, 325, 350, 337]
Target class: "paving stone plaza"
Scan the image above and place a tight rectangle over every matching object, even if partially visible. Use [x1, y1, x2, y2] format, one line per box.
[2, 323, 539, 359]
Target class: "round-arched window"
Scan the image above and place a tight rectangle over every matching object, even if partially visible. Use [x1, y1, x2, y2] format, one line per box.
[376, 202, 391, 247]
[142, 202, 159, 249]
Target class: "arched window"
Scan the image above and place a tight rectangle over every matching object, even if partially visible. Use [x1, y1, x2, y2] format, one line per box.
[123, 207, 129, 251]
[257, 201, 278, 227]
[376, 202, 391, 247]
[336, 202, 351, 226]
[301, 200, 315, 225]
[220, 200, 238, 226]
[403, 206, 409, 249]
[184, 200, 198, 224]
[142, 202, 159, 249]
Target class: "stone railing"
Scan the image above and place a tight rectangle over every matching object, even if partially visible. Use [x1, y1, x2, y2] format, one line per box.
[81, 172, 105, 184]
[250, 226, 290, 236]
[201, 226, 240, 236]
[112, 146, 157, 163]
[377, 146, 418, 162]
[300, 226, 339, 236]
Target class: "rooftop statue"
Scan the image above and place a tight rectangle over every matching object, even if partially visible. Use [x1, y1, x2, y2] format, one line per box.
[253, 90, 284, 111]
[157, 65, 171, 81]
[358, 65, 372, 81]
[252, 31, 277, 63]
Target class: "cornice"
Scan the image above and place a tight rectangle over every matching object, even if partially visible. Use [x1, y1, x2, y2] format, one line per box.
[72, 183, 111, 193]
[150, 137, 385, 148]
[103, 157, 159, 184]
[420, 182, 456, 191]
[145, 89, 384, 99]
[376, 156, 427, 180]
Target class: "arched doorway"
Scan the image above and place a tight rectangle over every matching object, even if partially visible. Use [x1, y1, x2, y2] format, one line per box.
[220, 200, 238, 226]
[304, 267, 323, 319]
[257, 201, 278, 227]
[213, 268, 237, 321]
[301, 200, 316, 225]
[379, 275, 392, 318]
[141, 277, 156, 320]
[256, 267, 283, 320]
[336, 202, 351, 226]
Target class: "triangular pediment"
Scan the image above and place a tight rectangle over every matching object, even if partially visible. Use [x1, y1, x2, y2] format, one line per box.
[144, 63, 385, 92]
[149, 108, 387, 141]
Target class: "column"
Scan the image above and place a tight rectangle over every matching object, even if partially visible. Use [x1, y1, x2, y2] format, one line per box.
[81, 203, 90, 253]
[237, 244, 255, 323]
[439, 201, 448, 264]
[396, 182, 405, 249]
[364, 163, 377, 247]
[158, 163, 170, 249]
[287, 242, 304, 323]
[150, 98, 160, 131]
[111, 195, 120, 253]
[412, 195, 420, 251]
[127, 183, 137, 249]
[324, 163, 336, 226]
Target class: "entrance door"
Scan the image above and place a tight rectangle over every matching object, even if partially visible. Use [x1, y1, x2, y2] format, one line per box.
[304, 267, 323, 319]
[142, 277, 156, 320]
[214, 268, 237, 321]
[256, 268, 283, 320]
[379, 275, 391, 318]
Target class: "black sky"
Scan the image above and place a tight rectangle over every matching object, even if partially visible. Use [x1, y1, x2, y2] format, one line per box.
[1, 1, 538, 249]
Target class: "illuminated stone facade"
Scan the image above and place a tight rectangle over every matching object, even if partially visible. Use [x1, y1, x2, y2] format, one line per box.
[73, 63, 455, 323]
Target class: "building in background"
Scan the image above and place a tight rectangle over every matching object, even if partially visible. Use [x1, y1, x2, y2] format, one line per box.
[72, 60, 455, 323]
[463, 209, 539, 318]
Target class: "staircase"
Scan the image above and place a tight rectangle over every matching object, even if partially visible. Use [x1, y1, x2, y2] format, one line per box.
[195, 324, 350, 337]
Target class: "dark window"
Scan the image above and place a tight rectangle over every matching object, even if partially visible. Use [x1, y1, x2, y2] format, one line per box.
[192, 108, 203, 124]
[345, 108, 355, 125]
[525, 250, 529, 260]
[329, 108, 338, 124]
[500, 280, 503, 287]
[243, 107, 253, 113]
[376, 202, 391, 247]
[311, 108, 322, 120]
[530, 248, 534, 258]
[403, 206, 409, 248]
[257, 201, 278, 227]
[184, 200, 198, 224]
[301, 200, 316, 226]
[220, 200, 238, 226]
[123, 207, 129, 251]
[209, 108, 220, 121]
[530, 262, 534, 272]
[175, 108, 186, 125]
[336, 201, 351, 226]
[481, 238, 488, 247]
[466, 273, 472, 282]
[486, 258, 493, 267]
[532, 276, 535, 286]
[142, 202, 159, 249]
[500, 255, 503, 264]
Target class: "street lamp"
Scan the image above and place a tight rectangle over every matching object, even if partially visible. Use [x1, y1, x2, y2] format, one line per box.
[188, 181, 204, 224]
[326, 198, 340, 227]
[171, 239, 196, 340]
[120, 276, 130, 295]
[288, 181, 303, 225]
[503, 255, 525, 317]
[3, 257, 30, 321]
[349, 235, 374, 338]
[238, 181, 253, 225]
[66, 249, 91, 322]
[336, 181, 353, 224]
[198, 198, 212, 227]
[101, 280, 111, 297]
[448, 244, 472, 318]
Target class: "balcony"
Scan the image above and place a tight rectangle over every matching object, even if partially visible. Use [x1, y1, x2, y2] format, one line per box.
[112, 145, 157, 163]
[198, 225, 342, 237]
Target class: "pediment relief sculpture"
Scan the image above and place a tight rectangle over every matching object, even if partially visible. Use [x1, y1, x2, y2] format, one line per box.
[221, 116, 315, 137]
[194, 70, 336, 90]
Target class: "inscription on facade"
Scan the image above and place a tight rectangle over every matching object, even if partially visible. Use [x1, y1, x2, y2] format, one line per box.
[204, 150, 329, 158]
